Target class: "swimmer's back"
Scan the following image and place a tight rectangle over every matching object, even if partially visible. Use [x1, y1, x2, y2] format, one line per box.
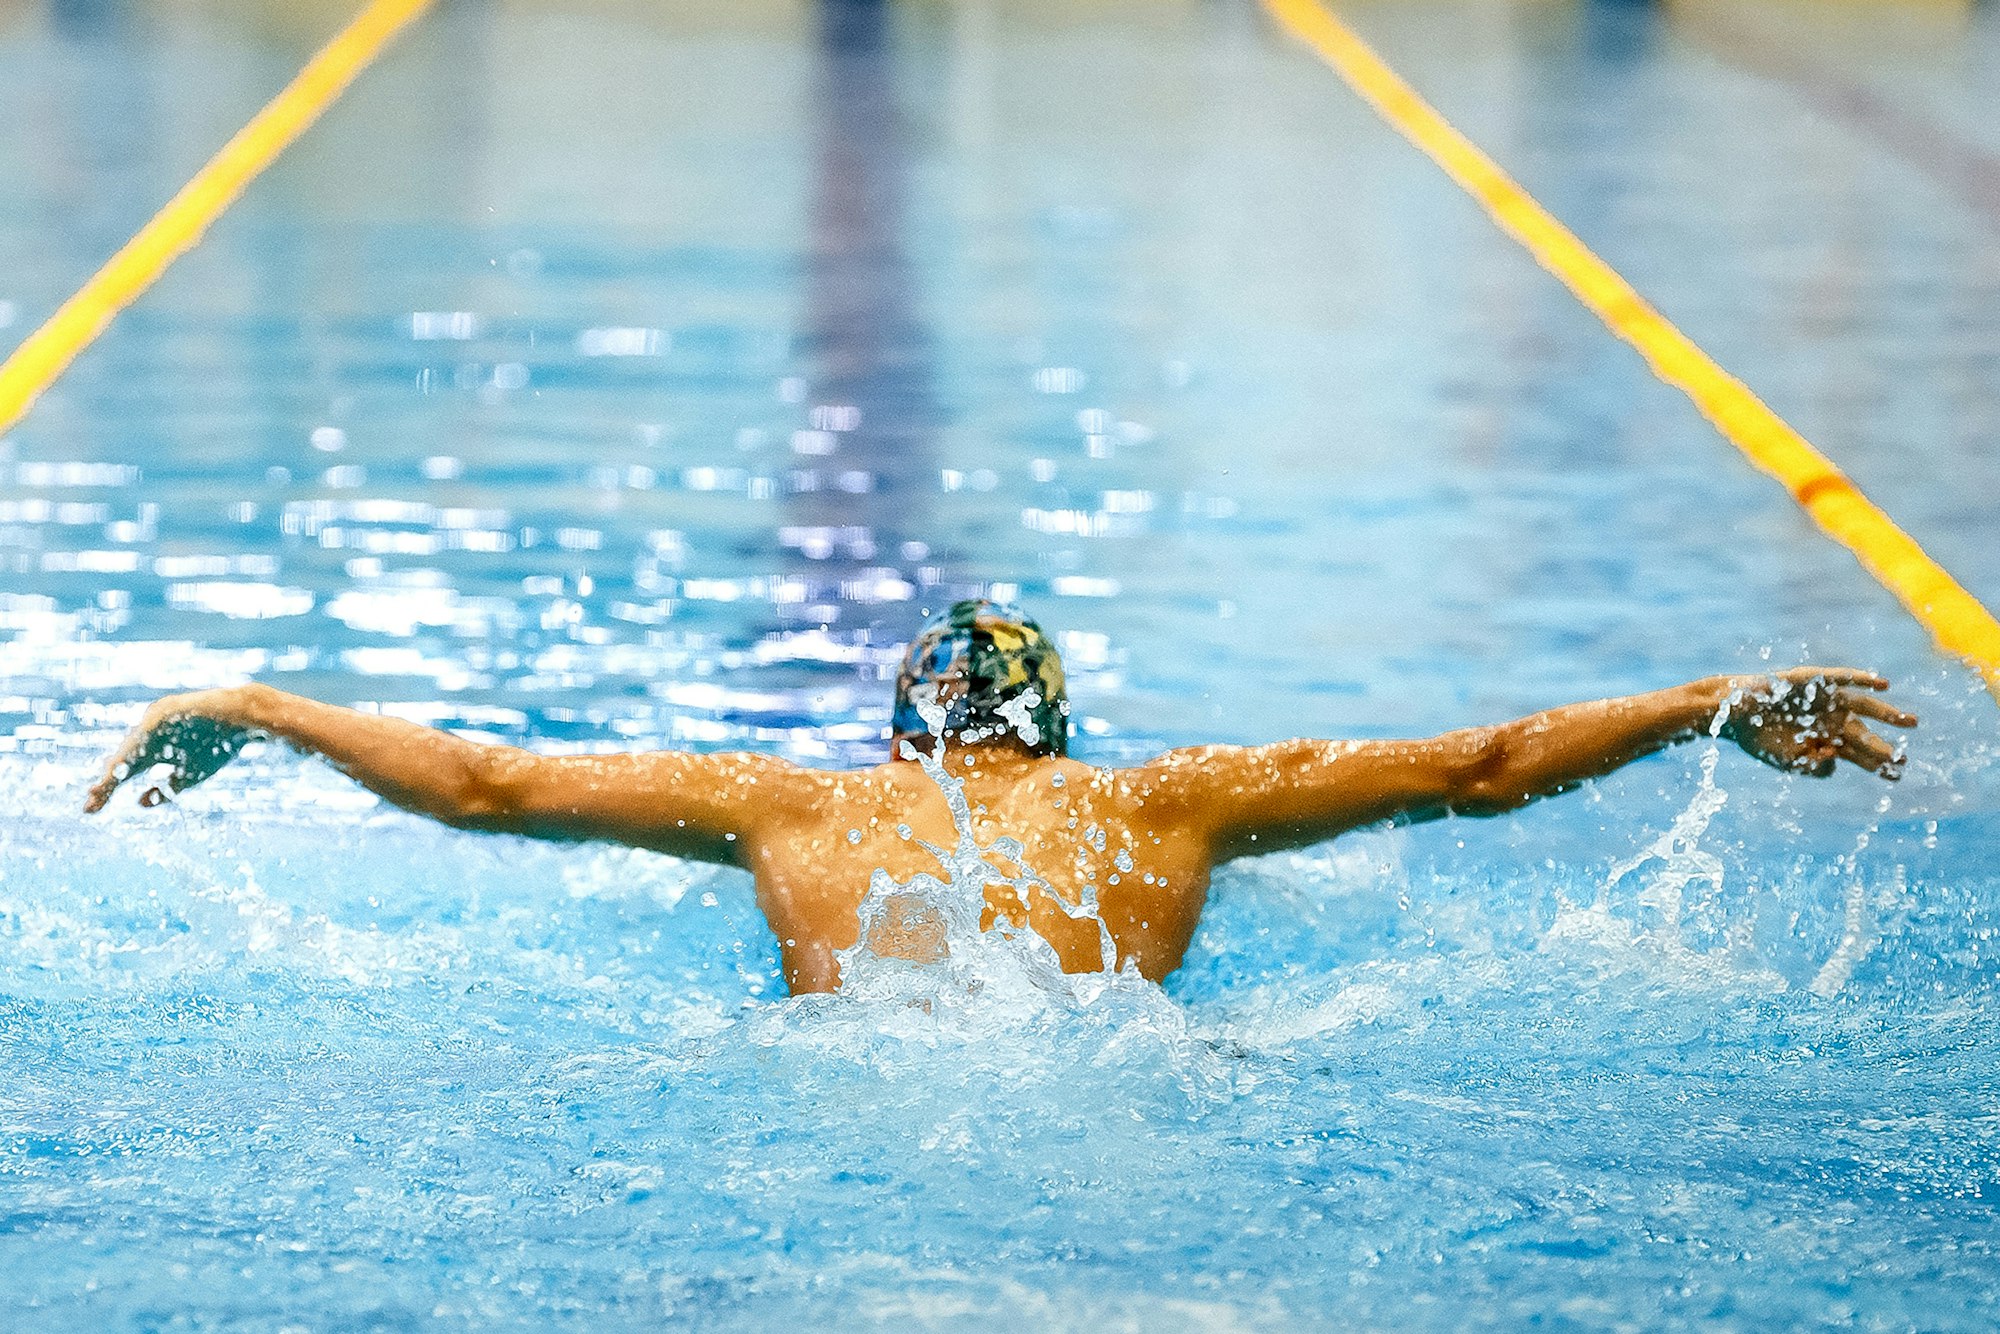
[746, 752, 1215, 992]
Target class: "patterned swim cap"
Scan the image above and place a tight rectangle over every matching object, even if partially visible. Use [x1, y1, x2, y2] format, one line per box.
[891, 599, 1069, 756]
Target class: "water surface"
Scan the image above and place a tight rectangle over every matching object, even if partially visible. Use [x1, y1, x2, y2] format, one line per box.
[2, 1, 1997, 1328]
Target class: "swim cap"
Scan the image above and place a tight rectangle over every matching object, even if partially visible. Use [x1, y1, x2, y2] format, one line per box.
[891, 599, 1069, 756]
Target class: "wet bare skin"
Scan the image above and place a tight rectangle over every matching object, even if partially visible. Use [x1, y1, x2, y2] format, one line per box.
[752, 752, 1214, 992]
[85, 669, 1915, 995]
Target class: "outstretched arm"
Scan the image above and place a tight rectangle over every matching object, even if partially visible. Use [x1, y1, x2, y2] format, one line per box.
[83, 683, 805, 864]
[1140, 668, 1915, 861]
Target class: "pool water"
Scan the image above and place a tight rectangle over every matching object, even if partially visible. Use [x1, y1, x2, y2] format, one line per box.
[3, 0, 1999, 1328]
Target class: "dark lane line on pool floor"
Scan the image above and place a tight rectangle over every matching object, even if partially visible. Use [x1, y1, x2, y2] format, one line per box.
[783, 0, 952, 645]
[1669, 3, 2000, 234]
[1259, 0, 2000, 702]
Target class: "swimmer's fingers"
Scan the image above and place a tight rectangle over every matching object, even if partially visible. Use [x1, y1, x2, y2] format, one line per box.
[83, 717, 172, 813]
[1836, 718, 1904, 780]
[82, 760, 127, 813]
[1775, 666, 1889, 692]
[1838, 690, 1917, 730]
[83, 757, 146, 812]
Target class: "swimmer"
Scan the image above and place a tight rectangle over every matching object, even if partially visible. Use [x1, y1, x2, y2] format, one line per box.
[84, 599, 1916, 993]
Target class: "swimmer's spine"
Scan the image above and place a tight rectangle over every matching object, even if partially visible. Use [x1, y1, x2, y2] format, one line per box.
[1262, 0, 2000, 700]
[0, 0, 435, 436]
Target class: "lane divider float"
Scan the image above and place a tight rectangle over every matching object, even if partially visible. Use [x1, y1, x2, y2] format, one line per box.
[1261, 0, 2000, 698]
[0, 0, 435, 436]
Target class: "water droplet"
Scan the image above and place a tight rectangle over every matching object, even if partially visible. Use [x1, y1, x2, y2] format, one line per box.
[847, 829, 862, 845]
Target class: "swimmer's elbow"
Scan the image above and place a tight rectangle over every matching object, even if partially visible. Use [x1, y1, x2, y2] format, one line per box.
[437, 748, 538, 831]
[1442, 729, 1535, 816]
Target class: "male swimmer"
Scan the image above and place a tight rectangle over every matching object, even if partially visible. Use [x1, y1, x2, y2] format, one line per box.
[85, 599, 1915, 994]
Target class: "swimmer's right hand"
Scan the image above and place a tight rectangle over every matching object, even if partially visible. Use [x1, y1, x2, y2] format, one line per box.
[83, 688, 261, 813]
[1716, 667, 1916, 780]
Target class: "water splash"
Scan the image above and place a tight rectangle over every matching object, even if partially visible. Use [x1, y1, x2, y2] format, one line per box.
[755, 690, 1226, 1106]
[1598, 742, 1731, 947]
[1541, 739, 1788, 993]
[836, 689, 1123, 1010]
[1808, 797, 1904, 998]
[1558, 694, 1739, 961]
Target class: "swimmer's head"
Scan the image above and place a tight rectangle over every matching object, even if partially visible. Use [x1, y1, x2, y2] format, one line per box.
[891, 599, 1069, 758]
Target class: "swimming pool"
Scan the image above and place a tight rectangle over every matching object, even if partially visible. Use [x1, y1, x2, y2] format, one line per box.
[3, 0, 1998, 1327]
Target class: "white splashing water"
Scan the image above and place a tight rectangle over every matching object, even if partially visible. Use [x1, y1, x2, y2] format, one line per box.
[836, 688, 1126, 1012]
[994, 687, 1044, 749]
[1542, 740, 1785, 992]
[1810, 796, 1902, 998]
[1600, 743, 1731, 947]
[1553, 699, 1743, 965]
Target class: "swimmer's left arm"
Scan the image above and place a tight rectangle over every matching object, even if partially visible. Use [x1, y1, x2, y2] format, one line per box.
[1143, 668, 1915, 859]
[83, 683, 810, 863]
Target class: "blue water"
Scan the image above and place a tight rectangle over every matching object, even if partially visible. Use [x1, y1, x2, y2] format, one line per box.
[3, 1, 1999, 1328]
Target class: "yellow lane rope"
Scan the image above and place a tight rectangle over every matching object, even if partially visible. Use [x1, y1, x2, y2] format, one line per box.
[1262, 0, 2000, 697]
[0, 0, 434, 436]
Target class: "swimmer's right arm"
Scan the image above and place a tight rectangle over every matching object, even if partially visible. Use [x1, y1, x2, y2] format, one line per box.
[82, 683, 805, 864]
[1141, 668, 1915, 859]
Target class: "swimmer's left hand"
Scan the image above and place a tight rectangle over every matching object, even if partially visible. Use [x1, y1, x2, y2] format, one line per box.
[83, 689, 260, 813]
[1717, 668, 1917, 780]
